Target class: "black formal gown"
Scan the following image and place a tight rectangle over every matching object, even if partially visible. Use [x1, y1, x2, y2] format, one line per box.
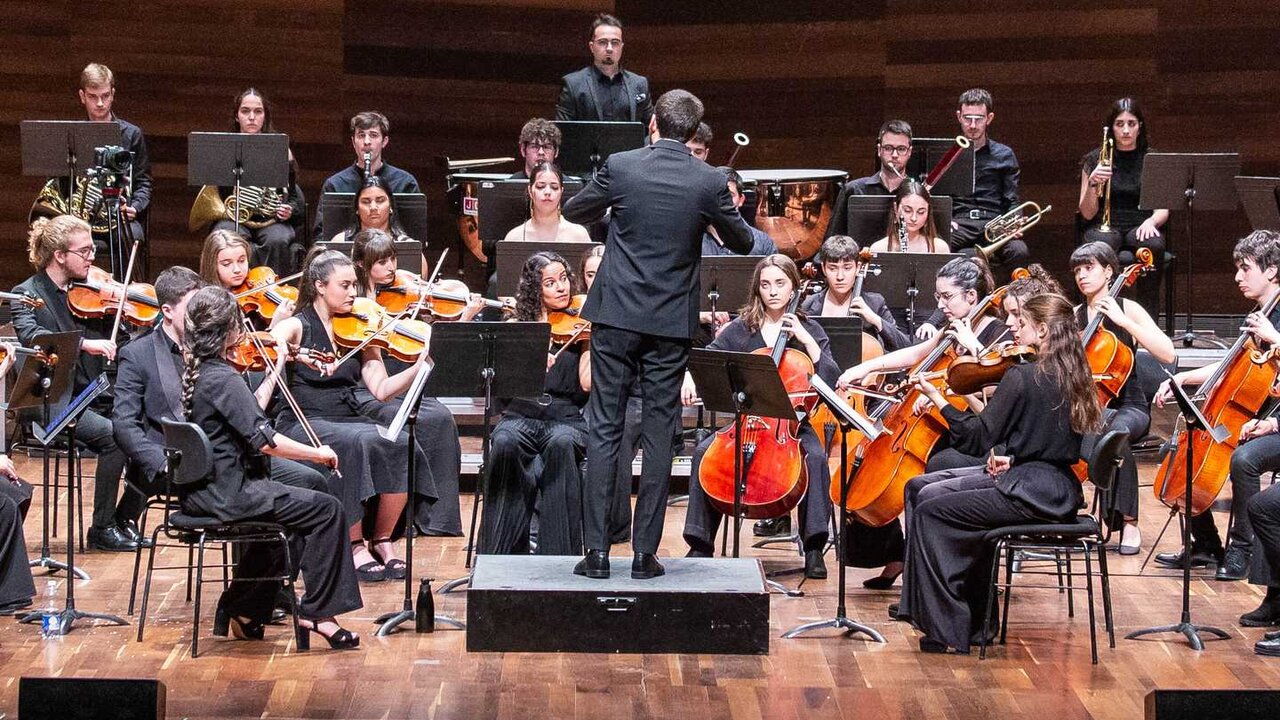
[0, 478, 35, 607]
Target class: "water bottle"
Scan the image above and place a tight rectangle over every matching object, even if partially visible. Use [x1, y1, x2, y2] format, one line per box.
[415, 578, 435, 633]
[40, 580, 61, 638]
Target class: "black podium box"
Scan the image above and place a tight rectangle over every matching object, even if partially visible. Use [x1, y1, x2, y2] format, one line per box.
[467, 555, 769, 654]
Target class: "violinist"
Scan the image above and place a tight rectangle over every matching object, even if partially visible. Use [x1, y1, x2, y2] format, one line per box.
[477, 251, 592, 555]
[179, 286, 360, 650]
[330, 176, 412, 246]
[0, 343, 36, 615]
[11, 216, 134, 552]
[1154, 231, 1280, 587]
[351, 228, 471, 536]
[1072, 242, 1175, 554]
[200, 229, 296, 328]
[500, 162, 591, 244]
[869, 180, 950, 254]
[680, 255, 838, 579]
[270, 248, 438, 583]
[898, 293, 1102, 654]
[801, 235, 909, 351]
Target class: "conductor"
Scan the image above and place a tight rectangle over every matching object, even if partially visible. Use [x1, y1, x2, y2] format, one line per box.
[563, 89, 754, 579]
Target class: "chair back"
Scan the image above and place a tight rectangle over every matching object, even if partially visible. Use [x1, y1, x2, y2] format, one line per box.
[1086, 429, 1130, 542]
[160, 419, 215, 486]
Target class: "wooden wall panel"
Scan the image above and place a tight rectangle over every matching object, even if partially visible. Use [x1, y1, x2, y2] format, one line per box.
[0, 1, 1276, 315]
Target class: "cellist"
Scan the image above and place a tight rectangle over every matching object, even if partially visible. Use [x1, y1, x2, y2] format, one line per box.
[1154, 230, 1280, 592]
[680, 255, 839, 579]
[1072, 242, 1175, 555]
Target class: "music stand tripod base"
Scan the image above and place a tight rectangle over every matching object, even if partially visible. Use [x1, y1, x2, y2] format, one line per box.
[437, 575, 470, 594]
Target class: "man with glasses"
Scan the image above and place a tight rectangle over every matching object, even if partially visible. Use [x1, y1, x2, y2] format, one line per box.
[555, 13, 653, 124]
[949, 88, 1028, 271]
[824, 120, 914, 239]
[312, 111, 420, 244]
[510, 118, 562, 180]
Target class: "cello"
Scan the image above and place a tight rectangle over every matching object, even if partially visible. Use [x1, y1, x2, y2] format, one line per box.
[695, 288, 812, 520]
[1154, 290, 1280, 515]
[809, 249, 883, 447]
[833, 273, 1018, 526]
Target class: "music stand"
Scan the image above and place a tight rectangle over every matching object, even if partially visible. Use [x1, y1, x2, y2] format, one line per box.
[429, 322, 550, 594]
[699, 256, 759, 318]
[1126, 370, 1229, 651]
[1139, 153, 1240, 347]
[686, 349, 798, 559]
[813, 317, 864, 369]
[494, 241, 599, 298]
[1235, 176, 1280, 231]
[861, 252, 960, 337]
[5, 332, 82, 579]
[903, 137, 975, 199]
[783, 373, 885, 643]
[844, 195, 954, 247]
[20, 120, 120, 181]
[554, 121, 646, 177]
[476, 179, 585, 247]
[187, 132, 290, 237]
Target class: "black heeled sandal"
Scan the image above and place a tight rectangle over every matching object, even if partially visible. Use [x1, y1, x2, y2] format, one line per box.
[352, 540, 386, 583]
[296, 619, 360, 651]
[371, 538, 407, 581]
[213, 599, 265, 641]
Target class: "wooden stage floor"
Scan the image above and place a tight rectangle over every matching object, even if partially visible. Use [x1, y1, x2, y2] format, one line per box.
[3, 439, 1280, 719]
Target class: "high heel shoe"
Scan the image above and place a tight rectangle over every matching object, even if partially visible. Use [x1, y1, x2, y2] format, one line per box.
[296, 618, 360, 651]
[213, 601, 265, 641]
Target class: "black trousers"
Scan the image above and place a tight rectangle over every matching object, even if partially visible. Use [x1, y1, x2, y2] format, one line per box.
[1081, 404, 1149, 529]
[212, 220, 300, 276]
[1247, 482, 1280, 588]
[682, 423, 831, 554]
[0, 479, 35, 606]
[583, 324, 688, 555]
[1082, 225, 1165, 316]
[221, 486, 361, 622]
[76, 408, 132, 530]
[585, 394, 642, 544]
[951, 216, 1029, 282]
[1187, 432, 1280, 556]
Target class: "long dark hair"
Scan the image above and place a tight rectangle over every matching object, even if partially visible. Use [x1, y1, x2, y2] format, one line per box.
[350, 176, 406, 239]
[737, 254, 807, 333]
[1021, 293, 1102, 434]
[351, 228, 397, 295]
[230, 87, 275, 133]
[514, 251, 574, 321]
[937, 255, 994, 300]
[298, 247, 354, 308]
[1107, 97, 1148, 152]
[180, 286, 244, 417]
[886, 179, 939, 249]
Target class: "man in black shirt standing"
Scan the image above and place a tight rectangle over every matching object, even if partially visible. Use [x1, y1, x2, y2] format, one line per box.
[949, 88, 1028, 273]
[556, 14, 653, 124]
[825, 120, 914, 239]
[312, 111, 420, 244]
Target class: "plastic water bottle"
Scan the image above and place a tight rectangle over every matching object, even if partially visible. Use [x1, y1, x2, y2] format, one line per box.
[40, 580, 61, 638]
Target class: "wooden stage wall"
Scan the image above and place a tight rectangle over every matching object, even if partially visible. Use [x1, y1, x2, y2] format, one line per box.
[0, 1, 1278, 313]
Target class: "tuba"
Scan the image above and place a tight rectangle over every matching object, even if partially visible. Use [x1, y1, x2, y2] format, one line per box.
[189, 185, 285, 233]
[30, 175, 111, 234]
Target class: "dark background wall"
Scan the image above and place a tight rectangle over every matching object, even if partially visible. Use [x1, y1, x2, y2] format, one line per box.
[1, 0, 1277, 313]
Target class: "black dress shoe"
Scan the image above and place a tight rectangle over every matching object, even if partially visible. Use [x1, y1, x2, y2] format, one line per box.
[88, 525, 138, 552]
[685, 547, 713, 558]
[1154, 548, 1221, 569]
[1265, 629, 1280, 641]
[1215, 547, 1252, 581]
[117, 519, 153, 548]
[1256, 636, 1280, 657]
[1241, 602, 1280, 627]
[631, 552, 665, 580]
[753, 516, 791, 537]
[573, 549, 610, 579]
[804, 549, 827, 579]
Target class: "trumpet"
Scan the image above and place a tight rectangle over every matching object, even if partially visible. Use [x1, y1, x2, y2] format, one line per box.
[977, 201, 1052, 262]
[1096, 126, 1114, 233]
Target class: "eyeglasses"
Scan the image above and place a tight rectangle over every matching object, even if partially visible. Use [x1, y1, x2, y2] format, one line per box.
[592, 39, 623, 48]
[879, 144, 911, 156]
[525, 143, 556, 152]
[64, 246, 96, 261]
[960, 114, 987, 124]
[934, 289, 964, 303]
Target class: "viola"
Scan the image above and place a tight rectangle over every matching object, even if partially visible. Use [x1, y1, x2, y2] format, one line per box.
[233, 266, 300, 320]
[227, 331, 335, 373]
[944, 342, 1036, 396]
[67, 265, 160, 326]
[548, 294, 591, 344]
[1154, 290, 1280, 515]
[331, 297, 431, 363]
[375, 270, 510, 319]
[0, 291, 44, 309]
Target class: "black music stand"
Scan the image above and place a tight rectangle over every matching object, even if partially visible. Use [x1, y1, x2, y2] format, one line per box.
[431, 322, 550, 594]
[699, 256, 759, 318]
[813, 317, 864, 369]
[5, 332, 82, 579]
[187, 132, 290, 237]
[1235, 176, 1280, 232]
[494, 241, 599, 298]
[554, 121, 646, 178]
[1139, 153, 1240, 348]
[844, 195, 954, 247]
[476, 179, 585, 245]
[1126, 370, 1229, 651]
[319, 192, 430, 249]
[861, 252, 960, 337]
[903, 138, 975, 198]
[686, 349, 797, 560]
[783, 374, 885, 643]
[373, 359, 465, 636]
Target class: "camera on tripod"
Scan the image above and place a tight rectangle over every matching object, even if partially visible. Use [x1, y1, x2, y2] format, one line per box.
[88, 145, 133, 192]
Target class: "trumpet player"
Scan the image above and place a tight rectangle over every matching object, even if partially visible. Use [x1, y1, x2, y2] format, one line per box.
[948, 89, 1028, 276]
[1078, 97, 1168, 316]
[312, 112, 421, 245]
[824, 120, 915, 240]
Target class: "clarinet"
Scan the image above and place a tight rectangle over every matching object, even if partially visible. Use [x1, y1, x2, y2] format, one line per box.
[897, 215, 909, 253]
[362, 151, 372, 178]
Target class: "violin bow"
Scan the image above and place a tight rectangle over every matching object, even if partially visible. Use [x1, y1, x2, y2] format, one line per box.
[243, 320, 342, 478]
[409, 250, 449, 322]
[107, 239, 142, 354]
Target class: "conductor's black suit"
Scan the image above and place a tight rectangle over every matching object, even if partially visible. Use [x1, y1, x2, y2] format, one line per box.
[563, 138, 754, 556]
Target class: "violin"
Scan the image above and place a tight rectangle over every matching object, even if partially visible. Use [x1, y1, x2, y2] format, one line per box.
[331, 297, 431, 362]
[548, 294, 591, 344]
[944, 342, 1036, 396]
[226, 331, 335, 373]
[0, 344, 52, 364]
[375, 270, 510, 319]
[67, 265, 160, 326]
[0, 291, 44, 309]
[233, 266, 300, 320]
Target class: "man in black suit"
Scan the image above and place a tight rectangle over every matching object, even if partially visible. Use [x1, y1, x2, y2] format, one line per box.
[312, 111, 420, 244]
[12, 215, 134, 551]
[555, 14, 653, 124]
[564, 89, 754, 579]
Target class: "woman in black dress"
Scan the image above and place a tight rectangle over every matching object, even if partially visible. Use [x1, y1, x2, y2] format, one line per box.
[477, 251, 591, 555]
[680, 254, 839, 579]
[180, 286, 359, 649]
[270, 248, 437, 583]
[898, 293, 1102, 654]
[0, 345, 35, 614]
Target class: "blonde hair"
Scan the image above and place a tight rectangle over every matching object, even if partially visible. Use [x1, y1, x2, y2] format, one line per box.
[80, 63, 114, 89]
[199, 229, 251, 286]
[27, 215, 90, 269]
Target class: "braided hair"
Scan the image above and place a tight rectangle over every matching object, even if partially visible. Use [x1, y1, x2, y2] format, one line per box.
[180, 286, 244, 418]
